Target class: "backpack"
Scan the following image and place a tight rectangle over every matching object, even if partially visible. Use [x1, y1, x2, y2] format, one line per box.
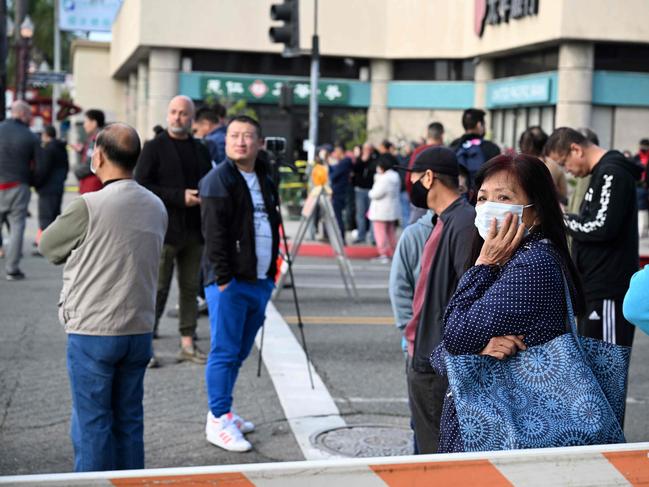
[456, 138, 486, 192]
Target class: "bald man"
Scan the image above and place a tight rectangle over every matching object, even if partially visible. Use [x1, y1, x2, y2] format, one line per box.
[0, 100, 41, 280]
[40, 123, 168, 471]
[135, 95, 212, 366]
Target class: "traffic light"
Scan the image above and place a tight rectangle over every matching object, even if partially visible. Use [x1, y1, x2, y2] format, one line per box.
[269, 0, 300, 54]
[278, 83, 293, 112]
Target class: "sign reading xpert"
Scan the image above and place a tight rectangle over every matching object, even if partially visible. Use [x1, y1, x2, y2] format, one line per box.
[475, 0, 540, 37]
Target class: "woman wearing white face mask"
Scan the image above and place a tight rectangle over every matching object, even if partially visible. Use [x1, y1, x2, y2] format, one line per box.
[429, 153, 586, 453]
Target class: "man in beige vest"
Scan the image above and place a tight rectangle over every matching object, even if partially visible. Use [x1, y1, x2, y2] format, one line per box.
[40, 123, 168, 472]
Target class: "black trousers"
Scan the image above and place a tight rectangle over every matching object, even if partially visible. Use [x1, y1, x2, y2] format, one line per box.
[578, 297, 635, 347]
[37, 191, 64, 231]
[407, 357, 448, 454]
[579, 297, 635, 427]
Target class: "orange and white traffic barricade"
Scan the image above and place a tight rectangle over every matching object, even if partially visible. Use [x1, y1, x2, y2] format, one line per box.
[1, 442, 648, 486]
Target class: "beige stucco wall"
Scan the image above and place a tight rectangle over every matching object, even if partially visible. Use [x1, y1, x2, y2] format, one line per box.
[72, 41, 127, 123]
[110, 0, 649, 77]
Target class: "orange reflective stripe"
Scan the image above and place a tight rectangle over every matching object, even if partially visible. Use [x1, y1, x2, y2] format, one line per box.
[111, 472, 254, 487]
[371, 459, 513, 487]
[603, 449, 649, 486]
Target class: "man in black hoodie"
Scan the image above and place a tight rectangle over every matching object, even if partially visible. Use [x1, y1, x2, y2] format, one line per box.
[547, 127, 640, 349]
[35, 125, 69, 241]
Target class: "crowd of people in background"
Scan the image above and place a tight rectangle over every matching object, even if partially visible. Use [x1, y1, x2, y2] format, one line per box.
[310, 111, 649, 265]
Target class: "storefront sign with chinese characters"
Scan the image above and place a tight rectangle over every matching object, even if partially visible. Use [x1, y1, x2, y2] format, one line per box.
[475, 0, 540, 37]
[200, 75, 350, 106]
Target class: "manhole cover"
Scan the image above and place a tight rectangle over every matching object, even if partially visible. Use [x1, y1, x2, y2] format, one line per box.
[311, 425, 413, 457]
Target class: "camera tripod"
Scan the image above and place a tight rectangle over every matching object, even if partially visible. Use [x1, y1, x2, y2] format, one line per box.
[256, 155, 315, 389]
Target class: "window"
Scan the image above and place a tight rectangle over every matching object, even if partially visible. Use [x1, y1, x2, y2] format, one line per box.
[184, 50, 370, 79]
[491, 106, 556, 150]
[392, 59, 475, 81]
[493, 47, 558, 79]
[595, 43, 649, 73]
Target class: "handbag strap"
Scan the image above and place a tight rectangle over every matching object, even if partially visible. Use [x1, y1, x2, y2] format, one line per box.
[538, 239, 585, 354]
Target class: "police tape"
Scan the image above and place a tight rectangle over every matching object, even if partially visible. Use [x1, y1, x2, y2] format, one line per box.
[1, 442, 647, 486]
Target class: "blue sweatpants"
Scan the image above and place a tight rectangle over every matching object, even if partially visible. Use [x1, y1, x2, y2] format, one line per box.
[205, 278, 274, 417]
[67, 333, 152, 472]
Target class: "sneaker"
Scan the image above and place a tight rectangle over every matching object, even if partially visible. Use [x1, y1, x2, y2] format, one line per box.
[206, 411, 252, 452]
[231, 411, 255, 434]
[177, 343, 207, 364]
[197, 296, 208, 316]
[6, 270, 25, 281]
[147, 355, 160, 368]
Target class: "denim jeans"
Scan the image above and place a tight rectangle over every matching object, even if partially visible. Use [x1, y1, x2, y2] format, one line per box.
[205, 278, 274, 417]
[399, 191, 410, 228]
[332, 196, 346, 244]
[67, 333, 152, 472]
[354, 187, 371, 242]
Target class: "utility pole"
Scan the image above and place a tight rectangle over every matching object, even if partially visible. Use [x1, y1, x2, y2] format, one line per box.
[307, 0, 319, 164]
[14, 0, 26, 100]
[0, 0, 7, 120]
[52, 0, 61, 128]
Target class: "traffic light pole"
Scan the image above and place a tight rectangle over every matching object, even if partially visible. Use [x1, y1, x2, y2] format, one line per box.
[53, 0, 61, 130]
[307, 0, 319, 163]
[307, 35, 319, 163]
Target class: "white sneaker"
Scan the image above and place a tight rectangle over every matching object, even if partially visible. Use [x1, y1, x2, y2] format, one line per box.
[231, 411, 255, 434]
[205, 411, 252, 452]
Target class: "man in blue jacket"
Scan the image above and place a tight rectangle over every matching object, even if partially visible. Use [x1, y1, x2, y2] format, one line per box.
[329, 143, 353, 244]
[200, 115, 280, 452]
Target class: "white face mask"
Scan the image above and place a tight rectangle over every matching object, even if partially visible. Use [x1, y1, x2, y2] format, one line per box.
[474, 201, 534, 240]
[90, 154, 97, 175]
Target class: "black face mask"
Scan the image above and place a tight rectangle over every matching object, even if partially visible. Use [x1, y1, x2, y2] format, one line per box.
[411, 174, 431, 209]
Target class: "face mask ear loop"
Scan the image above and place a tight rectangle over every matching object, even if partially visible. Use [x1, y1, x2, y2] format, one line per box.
[522, 203, 535, 234]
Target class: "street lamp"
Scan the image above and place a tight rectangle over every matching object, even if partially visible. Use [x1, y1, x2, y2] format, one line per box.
[19, 15, 33, 39]
[16, 15, 34, 100]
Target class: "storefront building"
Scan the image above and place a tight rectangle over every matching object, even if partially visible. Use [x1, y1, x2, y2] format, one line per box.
[72, 0, 649, 155]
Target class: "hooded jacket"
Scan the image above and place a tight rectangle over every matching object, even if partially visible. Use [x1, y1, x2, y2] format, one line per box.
[566, 150, 641, 300]
[368, 169, 401, 222]
[389, 210, 435, 331]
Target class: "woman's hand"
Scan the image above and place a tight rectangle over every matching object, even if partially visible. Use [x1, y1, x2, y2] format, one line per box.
[475, 213, 525, 267]
[480, 335, 527, 360]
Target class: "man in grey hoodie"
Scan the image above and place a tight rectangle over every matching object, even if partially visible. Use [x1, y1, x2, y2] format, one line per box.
[389, 209, 435, 454]
[389, 210, 435, 353]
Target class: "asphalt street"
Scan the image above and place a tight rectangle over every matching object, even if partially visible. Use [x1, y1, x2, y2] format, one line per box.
[1, 193, 648, 476]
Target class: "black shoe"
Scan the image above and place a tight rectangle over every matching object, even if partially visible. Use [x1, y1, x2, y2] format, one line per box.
[6, 270, 25, 281]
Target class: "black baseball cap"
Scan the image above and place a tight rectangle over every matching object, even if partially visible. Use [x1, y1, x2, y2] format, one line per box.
[398, 146, 459, 176]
